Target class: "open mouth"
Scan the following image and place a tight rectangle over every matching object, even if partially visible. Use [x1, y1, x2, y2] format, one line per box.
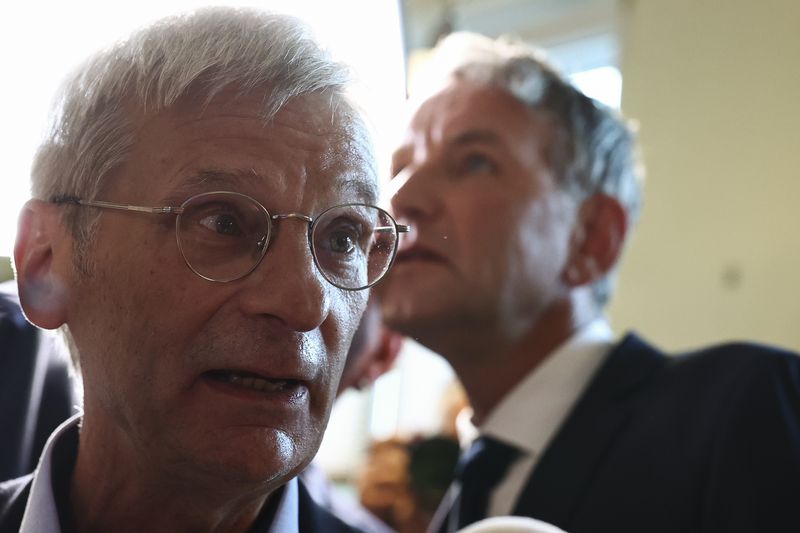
[203, 369, 298, 394]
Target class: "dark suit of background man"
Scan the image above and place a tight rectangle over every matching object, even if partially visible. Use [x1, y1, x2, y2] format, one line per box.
[0, 7, 409, 533]
[377, 32, 800, 533]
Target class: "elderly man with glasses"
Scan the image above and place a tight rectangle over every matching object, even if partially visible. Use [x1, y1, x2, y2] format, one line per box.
[0, 8, 406, 533]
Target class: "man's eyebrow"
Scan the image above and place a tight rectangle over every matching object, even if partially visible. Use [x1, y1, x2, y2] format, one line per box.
[389, 130, 503, 176]
[449, 129, 504, 147]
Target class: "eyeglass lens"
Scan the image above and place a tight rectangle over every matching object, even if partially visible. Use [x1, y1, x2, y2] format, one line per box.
[311, 204, 398, 290]
[175, 192, 398, 289]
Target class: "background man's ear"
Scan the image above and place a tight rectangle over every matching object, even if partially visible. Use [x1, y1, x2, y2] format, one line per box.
[562, 193, 628, 287]
[14, 199, 70, 329]
[338, 297, 406, 395]
[357, 328, 404, 389]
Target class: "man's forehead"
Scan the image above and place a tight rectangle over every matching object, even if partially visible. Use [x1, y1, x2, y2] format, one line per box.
[317, 104, 379, 196]
[402, 81, 550, 147]
[167, 88, 370, 141]
[167, 168, 377, 203]
[127, 88, 379, 204]
[257, 91, 379, 196]
[422, 82, 515, 124]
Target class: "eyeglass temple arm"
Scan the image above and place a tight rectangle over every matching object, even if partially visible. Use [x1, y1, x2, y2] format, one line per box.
[375, 224, 411, 233]
[52, 195, 183, 215]
[53, 195, 411, 233]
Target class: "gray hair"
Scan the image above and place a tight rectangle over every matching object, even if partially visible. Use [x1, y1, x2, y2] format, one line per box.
[419, 32, 643, 308]
[32, 7, 355, 273]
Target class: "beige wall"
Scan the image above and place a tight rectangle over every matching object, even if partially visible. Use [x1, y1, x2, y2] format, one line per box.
[0, 258, 11, 283]
[608, 0, 800, 350]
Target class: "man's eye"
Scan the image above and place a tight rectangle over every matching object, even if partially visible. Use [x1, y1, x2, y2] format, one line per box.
[328, 230, 357, 254]
[199, 213, 243, 236]
[462, 153, 496, 174]
[324, 220, 365, 255]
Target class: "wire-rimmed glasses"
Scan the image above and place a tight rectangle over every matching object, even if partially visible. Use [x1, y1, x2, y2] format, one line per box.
[54, 191, 410, 290]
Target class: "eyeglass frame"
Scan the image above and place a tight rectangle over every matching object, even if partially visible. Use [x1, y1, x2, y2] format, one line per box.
[52, 191, 410, 290]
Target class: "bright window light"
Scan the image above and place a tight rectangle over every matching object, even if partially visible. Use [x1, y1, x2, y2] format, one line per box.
[0, 0, 405, 257]
[569, 65, 623, 109]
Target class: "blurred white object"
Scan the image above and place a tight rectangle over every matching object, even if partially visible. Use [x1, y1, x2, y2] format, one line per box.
[458, 516, 567, 533]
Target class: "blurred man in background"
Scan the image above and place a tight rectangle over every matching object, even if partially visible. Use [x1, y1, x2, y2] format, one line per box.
[378, 32, 800, 533]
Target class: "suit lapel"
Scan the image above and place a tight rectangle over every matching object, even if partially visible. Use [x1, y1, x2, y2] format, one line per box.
[512, 334, 664, 527]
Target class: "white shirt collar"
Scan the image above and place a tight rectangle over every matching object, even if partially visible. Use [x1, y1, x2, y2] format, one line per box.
[19, 414, 79, 533]
[268, 477, 299, 533]
[20, 414, 300, 533]
[479, 318, 616, 456]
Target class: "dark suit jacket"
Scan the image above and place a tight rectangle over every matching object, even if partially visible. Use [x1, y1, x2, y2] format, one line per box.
[0, 472, 364, 533]
[0, 288, 75, 480]
[512, 333, 800, 533]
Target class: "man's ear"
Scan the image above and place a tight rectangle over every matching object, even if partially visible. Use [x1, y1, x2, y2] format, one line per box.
[14, 199, 71, 329]
[358, 328, 404, 388]
[561, 193, 628, 287]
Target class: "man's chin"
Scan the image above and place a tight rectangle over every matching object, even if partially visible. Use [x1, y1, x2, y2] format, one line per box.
[381, 299, 452, 339]
[176, 426, 308, 488]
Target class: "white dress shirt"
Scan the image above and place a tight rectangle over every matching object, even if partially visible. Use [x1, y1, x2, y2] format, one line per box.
[430, 319, 616, 532]
[481, 318, 615, 516]
[18, 414, 301, 533]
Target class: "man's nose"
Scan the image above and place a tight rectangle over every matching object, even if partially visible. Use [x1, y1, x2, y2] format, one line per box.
[237, 220, 330, 332]
[389, 162, 442, 225]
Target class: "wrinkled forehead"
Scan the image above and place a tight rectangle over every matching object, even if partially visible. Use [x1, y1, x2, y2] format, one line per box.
[174, 84, 374, 153]
[124, 85, 379, 202]
[292, 94, 380, 204]
[314, 95, 380, 197]
[269, 91, 379, 194]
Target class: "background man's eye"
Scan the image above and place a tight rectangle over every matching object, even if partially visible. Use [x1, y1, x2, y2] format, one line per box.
[463, 154, 496, 174]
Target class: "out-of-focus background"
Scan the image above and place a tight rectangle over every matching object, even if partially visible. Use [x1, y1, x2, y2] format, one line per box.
[2, 0, 799, 522]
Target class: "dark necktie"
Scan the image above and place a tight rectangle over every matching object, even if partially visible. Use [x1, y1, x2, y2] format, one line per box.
[450, 435, 521, 531]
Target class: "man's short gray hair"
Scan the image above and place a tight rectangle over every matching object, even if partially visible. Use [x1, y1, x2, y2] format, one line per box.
[31, 7, 355, 272]
[419, 32, 643, 308]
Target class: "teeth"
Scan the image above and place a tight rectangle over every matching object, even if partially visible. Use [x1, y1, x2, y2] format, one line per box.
[224, 372, 288, 392]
